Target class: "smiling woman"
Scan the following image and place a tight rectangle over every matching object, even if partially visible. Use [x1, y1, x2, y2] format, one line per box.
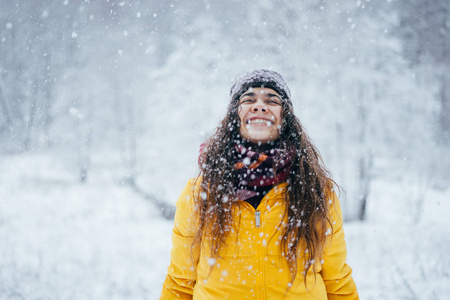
[238, 87, 282, 145]
[160, 69, 359, 299]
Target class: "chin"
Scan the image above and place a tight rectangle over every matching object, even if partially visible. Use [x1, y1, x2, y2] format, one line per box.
[241, 130, 279, 144]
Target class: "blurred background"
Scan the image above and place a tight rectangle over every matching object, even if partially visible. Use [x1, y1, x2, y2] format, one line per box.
[1, 0, 449, 299]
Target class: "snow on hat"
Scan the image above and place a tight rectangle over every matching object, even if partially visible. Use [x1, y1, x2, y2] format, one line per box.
[230, 69, 291, 103]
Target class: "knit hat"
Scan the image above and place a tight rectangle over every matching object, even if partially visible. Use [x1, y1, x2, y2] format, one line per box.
[230, 69, 291, 103]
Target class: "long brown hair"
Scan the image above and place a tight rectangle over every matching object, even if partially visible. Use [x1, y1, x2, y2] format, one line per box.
[194, 92, 336, 286]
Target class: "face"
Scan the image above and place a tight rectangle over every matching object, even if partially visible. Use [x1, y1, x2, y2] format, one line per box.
[238, 87, 283, 144]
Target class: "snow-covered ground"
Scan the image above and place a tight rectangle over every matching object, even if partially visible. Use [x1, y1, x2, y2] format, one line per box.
[1, 153, 449, 299]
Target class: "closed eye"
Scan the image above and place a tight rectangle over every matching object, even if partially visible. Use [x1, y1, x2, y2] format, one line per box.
[240, 98, 255, 104]
[267, 99, 281, 105]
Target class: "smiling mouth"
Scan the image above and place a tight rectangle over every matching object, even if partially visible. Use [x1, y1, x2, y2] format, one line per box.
[246, 119, 274, 126]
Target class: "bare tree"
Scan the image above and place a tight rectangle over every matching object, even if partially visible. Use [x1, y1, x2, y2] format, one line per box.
[397, 0, 450, 143]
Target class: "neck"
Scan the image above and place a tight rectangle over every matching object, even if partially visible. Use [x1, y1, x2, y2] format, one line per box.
[242, 139, 279, 152]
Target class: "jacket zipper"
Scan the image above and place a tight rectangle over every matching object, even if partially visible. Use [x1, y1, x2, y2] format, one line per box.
[255, 210, 261, 228]
[254, 209, 264, 299]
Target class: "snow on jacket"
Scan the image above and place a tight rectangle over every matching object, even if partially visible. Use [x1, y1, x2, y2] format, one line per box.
[160, 178, 359, 299]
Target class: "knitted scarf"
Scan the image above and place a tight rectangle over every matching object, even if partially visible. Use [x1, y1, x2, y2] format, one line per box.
[233, 143, 293, 201]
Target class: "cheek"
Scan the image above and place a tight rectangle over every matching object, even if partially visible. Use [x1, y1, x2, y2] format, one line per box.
[272, 108, 283, 124]
[238, 106, 247, 125]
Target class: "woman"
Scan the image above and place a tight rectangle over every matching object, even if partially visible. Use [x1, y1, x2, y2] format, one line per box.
[160, 69, 359, 299]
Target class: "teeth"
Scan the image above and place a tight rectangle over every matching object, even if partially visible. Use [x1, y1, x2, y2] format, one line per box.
[247, 119, 273, 125]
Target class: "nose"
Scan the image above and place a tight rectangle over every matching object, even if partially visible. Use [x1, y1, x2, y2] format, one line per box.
[252, 100, 267, 112]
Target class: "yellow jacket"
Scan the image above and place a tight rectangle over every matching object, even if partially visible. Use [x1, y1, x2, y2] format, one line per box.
[160, 178, 358, 299]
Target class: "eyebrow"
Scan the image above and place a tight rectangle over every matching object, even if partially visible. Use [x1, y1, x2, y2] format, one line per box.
[239, 92, 282, 100]
[267, 93, 282, 99]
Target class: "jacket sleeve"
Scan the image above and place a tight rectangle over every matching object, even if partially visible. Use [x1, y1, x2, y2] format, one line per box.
[160, 179, 200, 300]
[320, 191, 359, 300]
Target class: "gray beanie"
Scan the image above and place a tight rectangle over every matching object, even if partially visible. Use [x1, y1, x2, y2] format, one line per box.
[230, 69, 291, 103]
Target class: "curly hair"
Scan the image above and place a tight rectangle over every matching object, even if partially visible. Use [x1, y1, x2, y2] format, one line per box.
[193, 92, 337, 288]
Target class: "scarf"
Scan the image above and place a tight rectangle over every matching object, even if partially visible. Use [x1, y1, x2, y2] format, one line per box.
[233, 143, 293, 201]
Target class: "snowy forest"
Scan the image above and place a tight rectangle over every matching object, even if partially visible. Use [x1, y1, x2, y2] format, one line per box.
[1, 0, 449, 299]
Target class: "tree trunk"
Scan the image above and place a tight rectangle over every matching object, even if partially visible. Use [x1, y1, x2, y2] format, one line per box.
[356, 82, 372, 221]
[439, 73, 450, 143]
[23, 79, 39, 151]
[125, 94, 137, 182]
[358, 152, 373, 220]
[0, 80, 12, 131]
